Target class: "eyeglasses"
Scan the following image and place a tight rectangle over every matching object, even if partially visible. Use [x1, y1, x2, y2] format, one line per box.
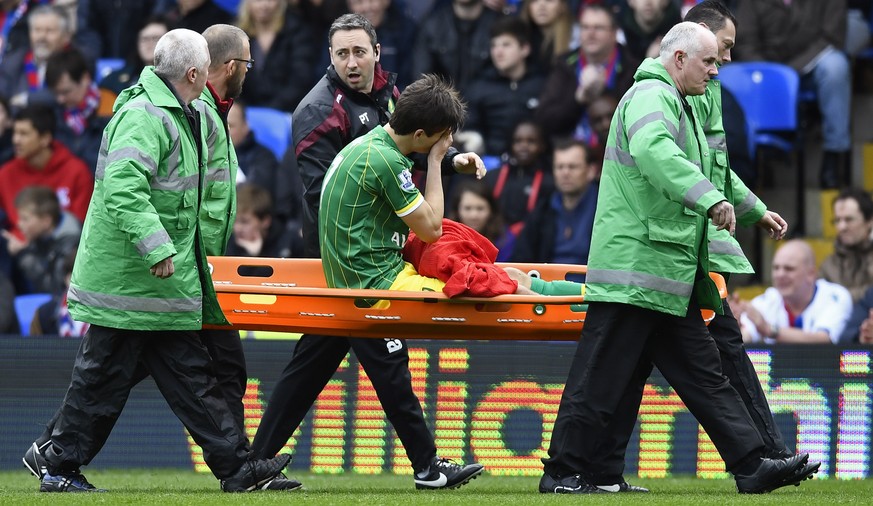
[225, 58, 254, 70]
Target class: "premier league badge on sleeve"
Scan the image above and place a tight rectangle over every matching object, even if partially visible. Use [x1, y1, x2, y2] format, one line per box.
[398, 169, 416, 192]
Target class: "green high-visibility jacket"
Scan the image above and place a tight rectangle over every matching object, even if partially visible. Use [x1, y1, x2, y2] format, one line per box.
[690, 77, 766, 275]
[68, 67, 229, 330]
[193, 87, 237, 256]
[585, 58, 759, 316]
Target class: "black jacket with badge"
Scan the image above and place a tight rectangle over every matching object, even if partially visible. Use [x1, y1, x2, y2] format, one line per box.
[464, 67, 546, 155]
[294, 63, 460, 257]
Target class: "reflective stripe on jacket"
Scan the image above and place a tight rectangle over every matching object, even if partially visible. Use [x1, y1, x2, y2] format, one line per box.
[585, 58, 726, 316]
[691, 78, 766, 275]
[68, 67, 228, 330]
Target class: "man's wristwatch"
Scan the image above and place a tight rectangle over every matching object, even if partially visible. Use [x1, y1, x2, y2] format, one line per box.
[768, 322, 780, 339]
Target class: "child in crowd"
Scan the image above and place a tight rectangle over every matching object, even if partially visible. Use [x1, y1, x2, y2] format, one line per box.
[448, 179, 516, 261]
[2, 185, 80, 294]
[226, 182, 299, 258]
[482, 120, 553, 233]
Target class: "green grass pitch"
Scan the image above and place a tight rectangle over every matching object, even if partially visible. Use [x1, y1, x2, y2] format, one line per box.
[2, 470, 872, 505]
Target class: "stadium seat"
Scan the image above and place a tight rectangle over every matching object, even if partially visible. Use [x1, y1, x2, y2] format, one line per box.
[14, 293, 52, 336]
[859, 8, 873, 60]
[718, 62, 805, 233]
[482, 155, 501, 171]
[95, 58, 125, 83]
[213, 0, 240, 15]
[245, 106, 293, 161]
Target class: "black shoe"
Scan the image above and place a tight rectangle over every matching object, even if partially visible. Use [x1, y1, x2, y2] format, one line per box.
[262, 472, 303, 491]
[595, 481, 650, 493]
[40, 471, 106, 492]
[735, 453, 809, 494]
[763, 447, 794, 460]
[221, 453, 292, 492]
[539, 473, 605, 494]
[782, 460, 821, 487]
[414, 457, 484, 490]
[23, 441, 50, 479]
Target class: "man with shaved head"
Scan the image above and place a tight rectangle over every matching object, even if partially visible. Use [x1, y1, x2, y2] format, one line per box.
[736, 240, 853, 344]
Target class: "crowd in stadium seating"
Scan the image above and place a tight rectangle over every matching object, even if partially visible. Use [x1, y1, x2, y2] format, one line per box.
[0, 0, 871, 341]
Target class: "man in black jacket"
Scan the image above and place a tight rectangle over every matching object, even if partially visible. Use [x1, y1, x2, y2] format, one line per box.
[412, 0, 499, 96]
[249, 14, 486, 490]
[534, 4, 639, 141]
[463, 16, 546, 155]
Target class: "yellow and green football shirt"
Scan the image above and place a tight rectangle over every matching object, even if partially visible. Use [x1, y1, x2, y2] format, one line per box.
[319, 126, 422, 290]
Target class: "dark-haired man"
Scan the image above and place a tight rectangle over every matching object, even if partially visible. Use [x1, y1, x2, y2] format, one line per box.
[535, 3, 639, 141]
[462, 15, 545, 155]
[0, 104, 92, 238]
[511, 139, 598, 267]
[820, 188, 873, 302]
[45, 45, 115, 173]
[318, 73, 483, 489]
[251, 14, 486, 490]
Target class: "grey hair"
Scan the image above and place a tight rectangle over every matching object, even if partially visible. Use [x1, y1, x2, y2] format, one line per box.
[28, 5, 71, 34]
[202, 24, 249, 70]
[154, 29, 210, 81]
[659, 21, 714, 64]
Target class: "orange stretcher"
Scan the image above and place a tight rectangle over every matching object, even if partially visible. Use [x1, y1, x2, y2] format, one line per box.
[206, 256, 726, 341]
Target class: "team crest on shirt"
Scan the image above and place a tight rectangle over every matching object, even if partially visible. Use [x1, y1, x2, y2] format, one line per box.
[398, 169, 416, 192]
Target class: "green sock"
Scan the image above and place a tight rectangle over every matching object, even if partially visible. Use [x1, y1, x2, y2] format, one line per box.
[528, 278, 585, 296]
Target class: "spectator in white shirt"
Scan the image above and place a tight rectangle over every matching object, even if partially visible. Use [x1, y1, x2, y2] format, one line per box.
[733, 239, 852, 344]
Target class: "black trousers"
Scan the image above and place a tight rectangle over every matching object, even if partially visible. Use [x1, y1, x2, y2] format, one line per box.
[710, 303, 787, 453]
[250, 333, 437, 472]
[36, 329, 249, 450]
[200, 328, 249, 441]
[542, 301, 765, 481]
[590, 302, 788, 485]
[46, 325, 249, 478]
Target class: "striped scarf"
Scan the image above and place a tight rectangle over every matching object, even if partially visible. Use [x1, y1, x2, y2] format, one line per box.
[58, 293, 89, 338]
[63, 82, 100, 135]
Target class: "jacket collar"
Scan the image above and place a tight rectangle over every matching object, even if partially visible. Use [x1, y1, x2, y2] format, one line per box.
[633, 57, 676, 89]
[204, 81, 233, 114]
[114, 66, 186, 113]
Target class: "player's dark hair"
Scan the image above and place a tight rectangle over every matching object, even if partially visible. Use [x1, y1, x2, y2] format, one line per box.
[389, 74, 466, 136]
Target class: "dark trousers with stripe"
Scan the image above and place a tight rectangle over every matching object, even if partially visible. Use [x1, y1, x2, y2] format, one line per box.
[36, 329, 250, 452]
[542, 300, 765, 482]
[590, 301, 788, 485]
[45, 325, 250, 478]
[250, 334, 437, 473]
